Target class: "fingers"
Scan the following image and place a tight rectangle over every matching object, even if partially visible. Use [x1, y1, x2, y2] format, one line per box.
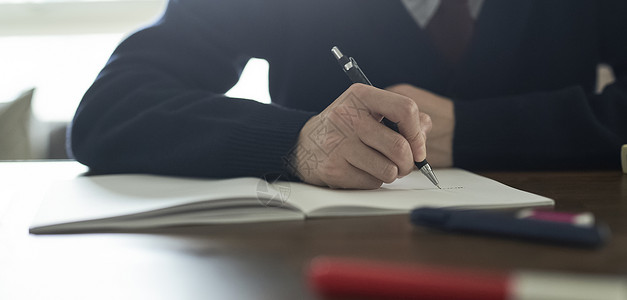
[319, 158, 384, 190]
[354, 117, 415, 177]
[419, 112, 433, 134]
[344, 142, 398, 184]
[291, 112, 386, 189]
[413, 112, 432, 162]
[344, 84, 427, 162]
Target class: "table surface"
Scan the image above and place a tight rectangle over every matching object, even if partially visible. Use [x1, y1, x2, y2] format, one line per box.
[1, 161, 625, 299]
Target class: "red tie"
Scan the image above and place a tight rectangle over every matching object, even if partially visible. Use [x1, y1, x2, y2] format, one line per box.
[425, 0, 475, 67]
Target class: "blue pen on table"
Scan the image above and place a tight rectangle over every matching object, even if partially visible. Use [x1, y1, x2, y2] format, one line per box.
[410, 207, 610, 247]
[331, 46, 440, 188]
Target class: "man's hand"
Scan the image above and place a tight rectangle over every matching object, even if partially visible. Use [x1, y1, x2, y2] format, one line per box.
[288, 84, 432, 189]
[386, 84, 454, 168]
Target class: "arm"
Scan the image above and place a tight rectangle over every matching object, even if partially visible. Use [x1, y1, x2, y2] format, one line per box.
[71, 0, 431, 189]
[388, 1, 627, 171]
[70, 0, 315, 178]
[453, 85, 626, 170]
[388, 77, 626, 171]
[455, 0, 627, 170]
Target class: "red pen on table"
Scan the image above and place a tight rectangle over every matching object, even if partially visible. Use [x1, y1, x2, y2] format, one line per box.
[307, 256, 627, 300]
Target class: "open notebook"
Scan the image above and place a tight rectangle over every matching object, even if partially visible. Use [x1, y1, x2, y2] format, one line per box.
[29, 169, 553, 234]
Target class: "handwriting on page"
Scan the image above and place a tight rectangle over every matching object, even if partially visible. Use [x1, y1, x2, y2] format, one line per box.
[414, 186, 464, 191]
[381, 185, 464, 191]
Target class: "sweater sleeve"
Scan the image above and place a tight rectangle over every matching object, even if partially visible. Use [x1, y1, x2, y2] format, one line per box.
[453, 0, 627, 171]
[69, 0, 315, 178]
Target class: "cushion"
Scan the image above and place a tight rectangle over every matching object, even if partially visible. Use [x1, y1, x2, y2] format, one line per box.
[0, 88, 35, 160]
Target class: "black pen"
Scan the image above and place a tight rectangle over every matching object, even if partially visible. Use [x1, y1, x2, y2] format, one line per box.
[331, 46, 440, 188]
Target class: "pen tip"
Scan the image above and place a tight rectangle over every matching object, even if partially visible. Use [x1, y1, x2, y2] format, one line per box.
[436, 185, 442, 189]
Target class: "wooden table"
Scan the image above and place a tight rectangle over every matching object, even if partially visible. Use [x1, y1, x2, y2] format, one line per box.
[1, 161, 625, 299]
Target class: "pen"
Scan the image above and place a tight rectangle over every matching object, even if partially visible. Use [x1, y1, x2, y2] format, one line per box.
[410, 207, 610, 247]
[308, 256, 627, 300]
[331, 46, 440, 188]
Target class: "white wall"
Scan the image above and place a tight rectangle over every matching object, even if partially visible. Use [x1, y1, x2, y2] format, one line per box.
[0, 0, 166, 36]
[0, 0, 270, 122]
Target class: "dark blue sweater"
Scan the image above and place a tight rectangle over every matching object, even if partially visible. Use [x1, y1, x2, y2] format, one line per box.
[70, 0, 627, 178]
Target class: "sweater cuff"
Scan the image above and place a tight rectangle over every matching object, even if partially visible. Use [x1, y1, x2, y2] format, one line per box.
[224, 103, 315, 179]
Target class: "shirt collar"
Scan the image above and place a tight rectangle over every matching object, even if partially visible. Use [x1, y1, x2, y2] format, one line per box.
[400, 0, 485, 28]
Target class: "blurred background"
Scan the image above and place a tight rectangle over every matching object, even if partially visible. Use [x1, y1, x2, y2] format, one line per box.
[0, 0, 270, 160]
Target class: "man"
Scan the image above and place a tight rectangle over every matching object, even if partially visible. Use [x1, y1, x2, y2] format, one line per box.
[70, 0, 627, 189]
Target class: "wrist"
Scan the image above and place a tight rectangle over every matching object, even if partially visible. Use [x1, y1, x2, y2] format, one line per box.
[284, 116, 321, 183]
